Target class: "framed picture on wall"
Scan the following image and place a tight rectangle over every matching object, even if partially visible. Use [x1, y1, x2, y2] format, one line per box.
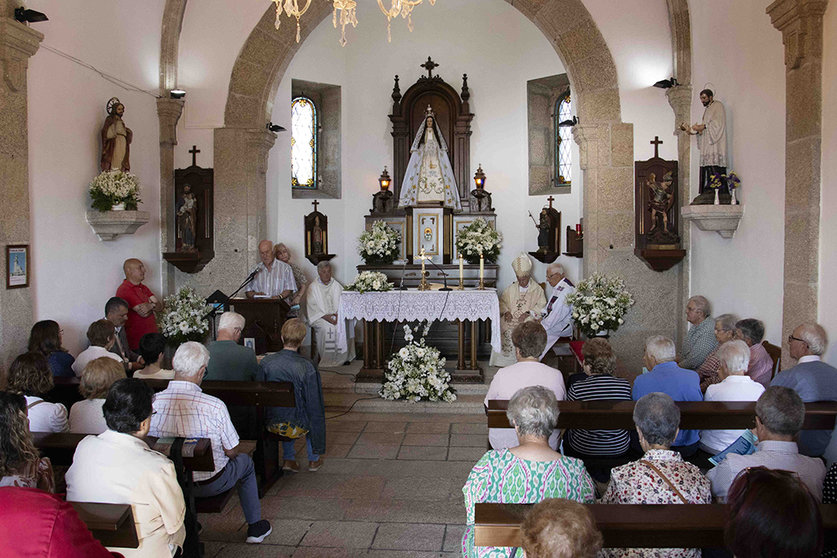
[6, 245, 29, 289]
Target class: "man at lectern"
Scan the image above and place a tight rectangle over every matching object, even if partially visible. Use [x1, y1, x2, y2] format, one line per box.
[245, 240, 297, 300]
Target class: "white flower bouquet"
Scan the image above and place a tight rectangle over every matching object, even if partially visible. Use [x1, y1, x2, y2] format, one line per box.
[345, 271, 393, 294]
[380, 323, 456, 402]
[455, 218, 502, 264]
[89, 170, 141, 211]
[157, 287, 212, 345]
[358, 221, 401, 265]
[565, 273, 634, 338]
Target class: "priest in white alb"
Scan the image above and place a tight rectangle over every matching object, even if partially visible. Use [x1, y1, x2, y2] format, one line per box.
[489, 253, 547, 367]
[307, 261, 355, 367]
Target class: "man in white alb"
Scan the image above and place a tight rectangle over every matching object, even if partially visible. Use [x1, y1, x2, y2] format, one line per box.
[307, 261, 355, 367]
[539, 263, 575, 361]
[682, 88, 727, 194]
[245, 240, 296, 300]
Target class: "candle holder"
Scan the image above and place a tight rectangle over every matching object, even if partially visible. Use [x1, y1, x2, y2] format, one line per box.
[478, 277, 485, 290]
[418, 270, 431, 291]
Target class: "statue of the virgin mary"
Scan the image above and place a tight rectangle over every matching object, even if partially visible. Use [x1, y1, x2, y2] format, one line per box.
[398, 106, 461, 209]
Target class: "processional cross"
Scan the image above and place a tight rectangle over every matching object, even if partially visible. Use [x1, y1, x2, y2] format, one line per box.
[650, 136, 663, 158]
[421, 56, 439, 79]
[188, 145, 201, 167]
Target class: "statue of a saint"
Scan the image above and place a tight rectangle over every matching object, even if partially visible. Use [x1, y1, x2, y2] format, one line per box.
[100, 97, 133, 172]
[536, 208, 550, 250]
[398, 106, 461, 209]
[680, 88, 727, 194]
[312, 215, 324, 254]
[176, 184, 197, 251]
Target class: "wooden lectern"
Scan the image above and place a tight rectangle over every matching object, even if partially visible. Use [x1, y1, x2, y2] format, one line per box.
[230, 298, 290, 354]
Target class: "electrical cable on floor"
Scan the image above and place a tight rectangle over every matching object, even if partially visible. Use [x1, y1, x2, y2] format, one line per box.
[325, 396, 380, 420]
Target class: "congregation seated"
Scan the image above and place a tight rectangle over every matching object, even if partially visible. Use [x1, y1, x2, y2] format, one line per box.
[707, 386, 825, 502]
[28, 319, 75, 378]
[725, 467, 823, 558]
[149, 342, 272, 544]
[0, 392, 55, 492]
[538, 262, 575, 361]
[258, 318, 325, 473]
[735, 318, 773, 387]
[600, 392, 711, 558]
[462, 386, 594, 558]
[484, 321, 565, 450]
[133, 333, 174, 380]
[489, 252, 546, 367]
[633, 335, 702, 455]
[680, 295, 718, 371]
[205, 311, 258, 381]
[0, 487, 121, 557]
[274, 242, 309, 308]
[69, 357, 126, 435]
[66, 378, 185, 557]
[7, 352, 68, 433]
[105, 296, 143, 375]
[72, 319, 122, 377]
[520, 498, 603, 558]
[307, 261, 355, 366]
[564, 338, 632, 466]
[695, 313, 738, 391]
[698, 340, 765, 455]
[771, 321, 837, 456]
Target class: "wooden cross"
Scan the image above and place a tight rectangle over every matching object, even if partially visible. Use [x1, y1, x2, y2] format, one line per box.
[421, 56, 439, 79]
[547, 195, 555, 209]
[188, 145, 201, 167]
[311, 200, 319, 212]
[650, 136, 663, 158]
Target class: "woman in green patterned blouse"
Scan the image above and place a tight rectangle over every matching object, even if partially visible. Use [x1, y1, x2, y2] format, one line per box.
[461, 386, 595, 557]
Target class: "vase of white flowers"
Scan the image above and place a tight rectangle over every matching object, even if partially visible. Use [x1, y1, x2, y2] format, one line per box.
[157, 287, 212, 346]
[345, 271, 393, 294]
[380, 323, 456, 402]
[358, 221, 401, 265]
[565, 273, 634, 339]
[455, 218, 502, 264]
[89, 170, 141, 212]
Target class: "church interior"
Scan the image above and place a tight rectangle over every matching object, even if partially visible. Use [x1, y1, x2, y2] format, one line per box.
[2, 0, 837, 556]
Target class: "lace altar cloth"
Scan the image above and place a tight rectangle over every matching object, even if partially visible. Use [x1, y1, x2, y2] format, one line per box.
[336, 289, 501, 353]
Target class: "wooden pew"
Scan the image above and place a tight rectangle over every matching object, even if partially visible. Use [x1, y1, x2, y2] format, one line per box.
[69, 502, 139, 549]
[486, 399, 837, 430]
[474, 502, 837, 548]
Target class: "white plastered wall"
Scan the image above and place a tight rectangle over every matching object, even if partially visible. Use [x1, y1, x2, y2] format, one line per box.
[820, 3, 837, 365]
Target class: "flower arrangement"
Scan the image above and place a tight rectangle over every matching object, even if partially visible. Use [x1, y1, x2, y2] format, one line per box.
[380, 322, 456, 402]
[89, 170, 141, 212]
[455, 218, 502, 264]
[157, 287, 212, 345]
[708, 171, 742, 205]
[345, 271, 393, 294]
[358, 221, 401, 265]
[565, 273, 634, 338]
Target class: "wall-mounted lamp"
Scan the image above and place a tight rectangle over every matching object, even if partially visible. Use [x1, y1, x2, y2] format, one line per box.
[473, 164, 486, 190]
[378, 167, 392, 191]
[653, 77, 679, 89]
[557, 115, 578, 127]
[266, 122, 286, 133]
[169, 89, 186, 99]
[14, 7, 48, 24]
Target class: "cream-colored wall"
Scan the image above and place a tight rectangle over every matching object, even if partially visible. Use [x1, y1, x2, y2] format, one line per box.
[688, 1, 787, 345]
[820, 3, 837, 365]
[27, 0, 165, 354]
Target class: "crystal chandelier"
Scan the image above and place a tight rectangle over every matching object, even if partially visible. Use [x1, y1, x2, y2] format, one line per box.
[272, 0, 312, 43]
[377, 0, 436, 43]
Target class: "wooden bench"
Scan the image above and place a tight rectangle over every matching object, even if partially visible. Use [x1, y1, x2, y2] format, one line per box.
[69, 501, 139, 549]
[474, 502, 837, 548]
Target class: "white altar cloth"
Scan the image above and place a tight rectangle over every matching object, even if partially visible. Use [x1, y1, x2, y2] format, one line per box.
[336, 289, 501, 353]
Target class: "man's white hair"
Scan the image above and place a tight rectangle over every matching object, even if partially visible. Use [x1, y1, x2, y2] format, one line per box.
[797, 322, 828, 356]
[717, 340, 750, 375]
[172, 341, 210, 377]
[645, 335, 676, 363]
[317, 261, 331, 271]
[218, 311, 245, 332]
[688, 295, 711, 318]
[547, 263, 564, 276]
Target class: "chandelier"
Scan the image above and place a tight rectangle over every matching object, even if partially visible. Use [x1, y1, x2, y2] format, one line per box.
[272, 0, 437, 47]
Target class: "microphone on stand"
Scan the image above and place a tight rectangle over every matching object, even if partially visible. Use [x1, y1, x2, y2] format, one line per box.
[228, 264, 261, 300]
[424, 257, 452, 291]
[398, 257, 411, 290]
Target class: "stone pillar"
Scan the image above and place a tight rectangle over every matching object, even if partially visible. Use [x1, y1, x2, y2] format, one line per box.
[0, 8, 42, 371]
[157, 97, 184, 294]
[767, 0, 828, 366]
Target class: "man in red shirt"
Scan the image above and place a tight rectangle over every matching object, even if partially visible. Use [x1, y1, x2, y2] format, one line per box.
[115, 258, 162, 350]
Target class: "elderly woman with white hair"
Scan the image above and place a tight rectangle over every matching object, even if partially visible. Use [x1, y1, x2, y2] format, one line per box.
[699, 340, 765, 454]
[489, 252, 547, 367]
[462, 385, 594, 557]
[274, 242, 309, 307]
[680, 295, 718, 370]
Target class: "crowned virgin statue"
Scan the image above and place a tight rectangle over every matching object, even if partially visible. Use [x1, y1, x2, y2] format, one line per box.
[398, 106, 461, 210]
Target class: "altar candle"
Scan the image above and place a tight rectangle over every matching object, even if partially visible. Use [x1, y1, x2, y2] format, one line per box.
[459, 254, 464, 281]
[421, 248, 426, 275]
[479, 253, 484, 280]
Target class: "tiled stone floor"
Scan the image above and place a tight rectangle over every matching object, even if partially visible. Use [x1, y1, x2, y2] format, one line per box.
[199, 412, 487, 557]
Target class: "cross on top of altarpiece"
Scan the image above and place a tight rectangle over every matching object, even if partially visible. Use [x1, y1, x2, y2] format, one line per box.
[421, 57, 439, 79]
[547, 196, 555, 209]
[189, 145, 201, 167]
[311, 200, 320, 212]
[650, 136, 663, 158]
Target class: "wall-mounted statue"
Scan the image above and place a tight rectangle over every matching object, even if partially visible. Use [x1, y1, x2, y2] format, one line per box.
[680, 88, 728, 202]
[528, 196, 561, 264]
[100, 97, 133, 172]
[176, 184, 198, 252]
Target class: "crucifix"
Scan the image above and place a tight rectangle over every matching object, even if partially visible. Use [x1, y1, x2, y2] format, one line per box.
[188, 145, 201, 167]
[311, 200, 319, 212]
[547, 195, 555, 209]
[650, 136, 663, 158]
[421, 56, 439, 79]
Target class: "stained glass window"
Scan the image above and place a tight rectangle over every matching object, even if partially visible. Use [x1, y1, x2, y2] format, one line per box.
[555, 89, 572, 185]
[291, 96, 317, 189]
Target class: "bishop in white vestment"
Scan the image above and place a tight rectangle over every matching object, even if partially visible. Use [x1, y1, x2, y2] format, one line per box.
[307, 261, 355, 367]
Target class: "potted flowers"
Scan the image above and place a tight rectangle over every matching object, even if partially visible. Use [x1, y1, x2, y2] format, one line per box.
[157, 287, 212, 346]
[89, 170, 141, 211]
[345, 271, 393, 294]
[380, 322, 456, 402]
[358, 221, 401, 265]
[455, 218, 502, 264]
[565, 273, 634, 339]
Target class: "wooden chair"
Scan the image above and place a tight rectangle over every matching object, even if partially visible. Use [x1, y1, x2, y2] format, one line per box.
[763, 340, 782, 379]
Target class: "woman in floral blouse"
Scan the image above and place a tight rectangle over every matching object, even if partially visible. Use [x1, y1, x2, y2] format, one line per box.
[600, 392, 711, 558]
[0, 392, 54, 492]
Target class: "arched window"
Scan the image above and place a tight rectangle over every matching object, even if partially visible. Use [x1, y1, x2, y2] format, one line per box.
[555, 88, 572, 185]
[291, 96, 317, 189]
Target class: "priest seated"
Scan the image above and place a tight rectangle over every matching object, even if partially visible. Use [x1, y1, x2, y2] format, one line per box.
[307, 262, 355, 367]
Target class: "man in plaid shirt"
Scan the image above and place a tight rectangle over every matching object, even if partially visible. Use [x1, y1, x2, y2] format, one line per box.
[150, 342, 272, 543]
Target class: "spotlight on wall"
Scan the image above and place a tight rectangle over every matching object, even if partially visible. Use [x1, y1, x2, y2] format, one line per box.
[169, 89, 186, 99]
[266, 122, 286, 133]
[14, 7, 48, 24]
[653, 77, 679, 89]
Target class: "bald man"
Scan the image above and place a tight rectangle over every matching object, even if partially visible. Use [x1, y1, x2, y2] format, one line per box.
[245, 240, 296, 300]
[115, 258, 162, 350]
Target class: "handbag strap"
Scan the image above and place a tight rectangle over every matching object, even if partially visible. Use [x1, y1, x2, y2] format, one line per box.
[641, 459, 688, 504]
